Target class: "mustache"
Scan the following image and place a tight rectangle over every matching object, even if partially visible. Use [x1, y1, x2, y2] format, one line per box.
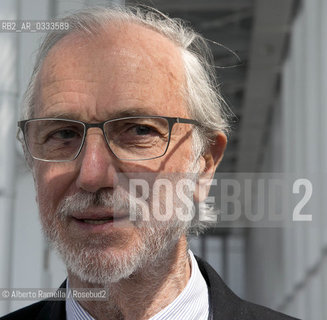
[56, 188, 142, 219]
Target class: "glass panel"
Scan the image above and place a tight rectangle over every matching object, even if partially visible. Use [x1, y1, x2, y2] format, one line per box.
[104, 117, 169, 160]
[24, 119, 84, 161]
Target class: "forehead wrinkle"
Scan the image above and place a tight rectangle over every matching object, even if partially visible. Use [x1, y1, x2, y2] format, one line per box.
[58, 22, 184, 86]
[37, 21, 187, 122]
[40, 107, 164, 122]
[36, 86, 97, 118]
[98, 23, 186, 116]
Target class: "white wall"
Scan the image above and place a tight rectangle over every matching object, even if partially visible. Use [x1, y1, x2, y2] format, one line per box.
[245, 0, 327, 319]
[0, 0, 20, 316]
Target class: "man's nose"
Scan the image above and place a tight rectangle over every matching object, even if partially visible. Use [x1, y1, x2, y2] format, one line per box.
[75, 130, 118, 193]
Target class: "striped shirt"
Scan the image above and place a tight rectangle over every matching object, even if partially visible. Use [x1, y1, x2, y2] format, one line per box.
[66, 250, 209, 320]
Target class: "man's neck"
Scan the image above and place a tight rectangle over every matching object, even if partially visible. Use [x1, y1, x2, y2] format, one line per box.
[68, 236, 191, 320]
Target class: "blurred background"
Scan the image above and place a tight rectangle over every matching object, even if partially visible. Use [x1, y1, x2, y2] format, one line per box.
[0, 0, 326, 319]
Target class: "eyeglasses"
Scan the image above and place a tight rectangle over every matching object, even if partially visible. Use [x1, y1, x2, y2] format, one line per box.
[17, 116, 201, 162]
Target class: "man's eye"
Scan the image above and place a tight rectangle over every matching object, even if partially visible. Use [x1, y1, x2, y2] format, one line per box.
[49, 129, 80, 140]
[133, 125, 153, 136]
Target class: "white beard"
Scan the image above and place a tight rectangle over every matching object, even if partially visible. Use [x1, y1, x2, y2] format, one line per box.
[40, 182, 192, 285]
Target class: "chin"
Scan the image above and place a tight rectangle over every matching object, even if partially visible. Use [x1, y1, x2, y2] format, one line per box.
[44, 225, 147, 284]
[59, 241, 147, 284]
[40, 200, 189, 285]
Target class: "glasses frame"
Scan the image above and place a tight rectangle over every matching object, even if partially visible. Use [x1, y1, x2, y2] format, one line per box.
[17, 116, 201, 162]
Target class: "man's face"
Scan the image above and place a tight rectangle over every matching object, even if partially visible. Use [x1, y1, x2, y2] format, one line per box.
[33, 23, 198, 284]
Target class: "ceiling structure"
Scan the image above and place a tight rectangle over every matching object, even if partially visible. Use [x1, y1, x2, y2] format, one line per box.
[126, 0, 298, 172]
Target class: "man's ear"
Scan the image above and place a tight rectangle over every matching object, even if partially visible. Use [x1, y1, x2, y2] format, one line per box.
[194, 132, 227, 203]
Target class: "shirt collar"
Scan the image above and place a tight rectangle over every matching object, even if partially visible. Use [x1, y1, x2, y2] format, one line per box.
[66, 282, 95, 320]
[66, 250, 209, 320]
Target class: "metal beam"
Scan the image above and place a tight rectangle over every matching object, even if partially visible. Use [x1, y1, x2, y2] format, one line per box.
[127, 0, 252, 12]
[200, 8, 252, 30]
[236, 0, 296, 172]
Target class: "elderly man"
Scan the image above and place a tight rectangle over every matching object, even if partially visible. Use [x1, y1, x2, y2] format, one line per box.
[2, 6, 297, 320]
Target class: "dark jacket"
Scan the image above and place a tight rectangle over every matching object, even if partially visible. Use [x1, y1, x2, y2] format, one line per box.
[0, 257, 299, 320]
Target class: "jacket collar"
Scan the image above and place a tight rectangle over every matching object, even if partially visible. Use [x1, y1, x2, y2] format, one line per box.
[195, 256, 243, 320]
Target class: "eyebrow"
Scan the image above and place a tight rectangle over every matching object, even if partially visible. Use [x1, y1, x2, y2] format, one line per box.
[42, 107, 161, 121]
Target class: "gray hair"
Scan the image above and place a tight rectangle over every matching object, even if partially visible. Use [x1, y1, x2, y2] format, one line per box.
[22, 5, 230, 233]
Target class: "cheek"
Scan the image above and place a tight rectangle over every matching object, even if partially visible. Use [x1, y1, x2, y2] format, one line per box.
[34, 163, 76, 213]
[166, 145, 194, 172]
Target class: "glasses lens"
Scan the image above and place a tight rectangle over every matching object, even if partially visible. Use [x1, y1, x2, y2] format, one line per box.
[24, 119, 85, 161]
[104, 117, 169, 160]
